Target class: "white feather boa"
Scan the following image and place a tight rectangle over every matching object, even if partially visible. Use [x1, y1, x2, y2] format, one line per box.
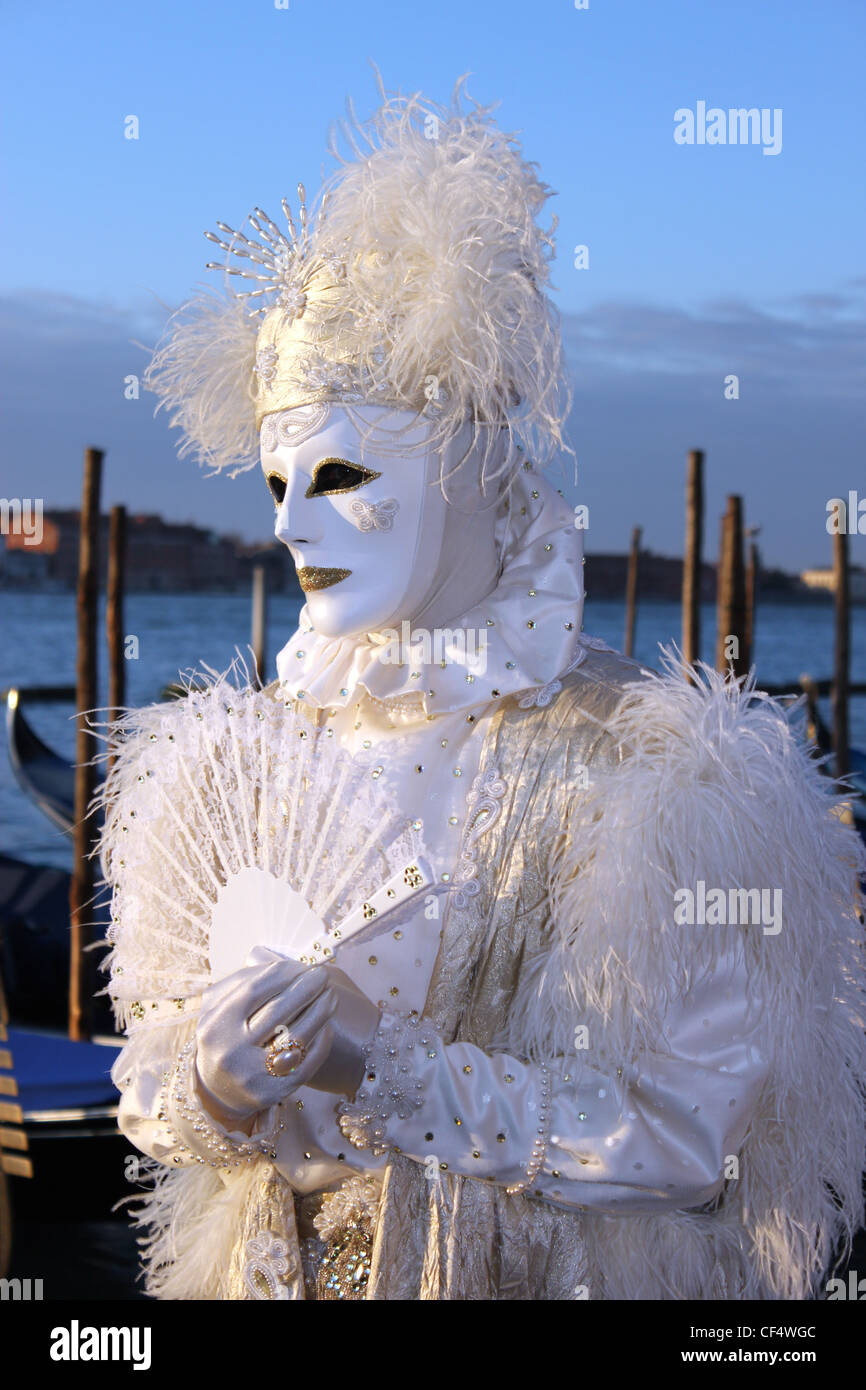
[503, 653, 866, 1299]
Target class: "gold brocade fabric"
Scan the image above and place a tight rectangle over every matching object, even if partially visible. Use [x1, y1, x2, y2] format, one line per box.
[217, 1164, 305, 1300]
[361, 647, 642, 1300]
[220, 648, 643, 1300]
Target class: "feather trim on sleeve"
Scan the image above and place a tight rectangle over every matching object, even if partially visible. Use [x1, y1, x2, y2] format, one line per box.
[506, 648, 866, 1298]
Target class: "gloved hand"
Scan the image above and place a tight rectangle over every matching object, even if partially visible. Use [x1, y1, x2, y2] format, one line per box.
[297, 966, 381, 1098]
[193, 947, 335, 1130]
[193, 947, 381, 1130]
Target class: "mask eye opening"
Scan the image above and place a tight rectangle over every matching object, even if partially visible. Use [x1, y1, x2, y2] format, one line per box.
[267, 473, 287, 506]
[305, 458, 382, 499]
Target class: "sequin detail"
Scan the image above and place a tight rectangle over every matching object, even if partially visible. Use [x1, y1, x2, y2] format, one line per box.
[337, 1011, 426, 1155]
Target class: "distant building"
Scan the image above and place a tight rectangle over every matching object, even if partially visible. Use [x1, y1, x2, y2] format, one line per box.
[585, 551, 715, 601]
[4, 508, 836, 603]
[801, 567, 866, 602]
[1, 510, 302, 596]
[2, 514, 59, 583]
[585, 551, 816, 603]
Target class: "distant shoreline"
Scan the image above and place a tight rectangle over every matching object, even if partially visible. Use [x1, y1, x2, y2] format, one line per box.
[0, 582, 857, 605]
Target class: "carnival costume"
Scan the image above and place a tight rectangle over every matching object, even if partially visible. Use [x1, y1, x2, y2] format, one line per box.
[99, 78, 866, 1300]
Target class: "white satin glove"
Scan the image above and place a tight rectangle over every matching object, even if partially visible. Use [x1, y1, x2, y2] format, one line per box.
[194, 947, 381, 1131]
[299, 967, 382, 1098]
[194, 948, 336, 1129]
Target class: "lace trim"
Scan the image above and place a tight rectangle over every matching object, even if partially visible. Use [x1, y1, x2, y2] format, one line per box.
[162, 1041, 284, 1169]
[517, 635, 615, 709]
[451, 767, 507, 911]
[518, 679, 563, 710]
[337, 1011, 428, 1155]
[242, 1231, 292, 1301]
[349, 496, 399, 532]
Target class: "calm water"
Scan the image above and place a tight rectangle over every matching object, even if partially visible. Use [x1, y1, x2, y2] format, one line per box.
[3, 590, 865, 868]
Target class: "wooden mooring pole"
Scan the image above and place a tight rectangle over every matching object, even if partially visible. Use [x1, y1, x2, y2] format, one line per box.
[107, 504, 127, 733]
[682, 449, 704, 667]
[69, 447, 103, 1041]
[745, 532, 760, 668]
[716, 494, 748, 679]
[833, 528, 850, 778]
[251, 563, 268, 687]
[623, 526, 641, 658]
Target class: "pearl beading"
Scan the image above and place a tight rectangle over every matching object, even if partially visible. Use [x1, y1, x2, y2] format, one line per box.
[337, 1010, 426, 1156]
[161, 1041, 283, 1169]
[506, 1063, 552, 1195]
[337, 1009, 554, 1196]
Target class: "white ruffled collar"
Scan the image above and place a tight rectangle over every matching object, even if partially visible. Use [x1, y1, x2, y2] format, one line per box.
[275, 467, 592, 718]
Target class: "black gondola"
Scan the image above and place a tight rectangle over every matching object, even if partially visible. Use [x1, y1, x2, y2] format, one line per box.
[5, 686, 77, 836]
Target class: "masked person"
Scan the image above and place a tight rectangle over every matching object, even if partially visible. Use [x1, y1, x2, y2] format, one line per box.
[100, 77, 866, 1301]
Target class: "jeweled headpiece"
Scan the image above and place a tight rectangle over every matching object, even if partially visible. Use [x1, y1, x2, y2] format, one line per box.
[145, 74, 571, 486]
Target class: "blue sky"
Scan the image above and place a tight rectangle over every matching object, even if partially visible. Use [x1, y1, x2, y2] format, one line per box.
[2, 0, 864, 568]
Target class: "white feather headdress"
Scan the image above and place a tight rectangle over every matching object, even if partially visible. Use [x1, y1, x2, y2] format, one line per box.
[145, 74, 571, 486]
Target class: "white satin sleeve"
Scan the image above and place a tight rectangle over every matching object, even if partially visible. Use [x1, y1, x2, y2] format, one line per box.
[336, 948, 768, 1213]
[112, 1021, 281, 1171]
[112, 1023, 196, 1166]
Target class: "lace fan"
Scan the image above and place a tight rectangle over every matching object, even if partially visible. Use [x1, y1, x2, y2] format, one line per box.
[100, 674, 429, 1013]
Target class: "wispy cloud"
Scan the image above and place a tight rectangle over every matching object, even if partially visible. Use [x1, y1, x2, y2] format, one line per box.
[561, 284, 866, 397]
[1, 286, 864, 568]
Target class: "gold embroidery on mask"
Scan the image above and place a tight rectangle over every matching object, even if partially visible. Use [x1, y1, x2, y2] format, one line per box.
[305, 458, 382, 498]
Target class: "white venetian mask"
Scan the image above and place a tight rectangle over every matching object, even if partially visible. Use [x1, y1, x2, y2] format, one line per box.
[261, 403, 455, 640]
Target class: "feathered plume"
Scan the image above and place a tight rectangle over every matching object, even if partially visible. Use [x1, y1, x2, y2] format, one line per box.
[145, 72, 571, 483]
[144, 289, 258, 477]
[301, 74, 571, 482]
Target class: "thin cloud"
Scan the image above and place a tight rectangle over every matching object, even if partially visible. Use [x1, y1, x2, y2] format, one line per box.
[562, 288, 866, 397]
[1, 287, 863, 567]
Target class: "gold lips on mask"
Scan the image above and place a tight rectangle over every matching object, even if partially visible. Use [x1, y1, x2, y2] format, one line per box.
[297, 566, 352, 592]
